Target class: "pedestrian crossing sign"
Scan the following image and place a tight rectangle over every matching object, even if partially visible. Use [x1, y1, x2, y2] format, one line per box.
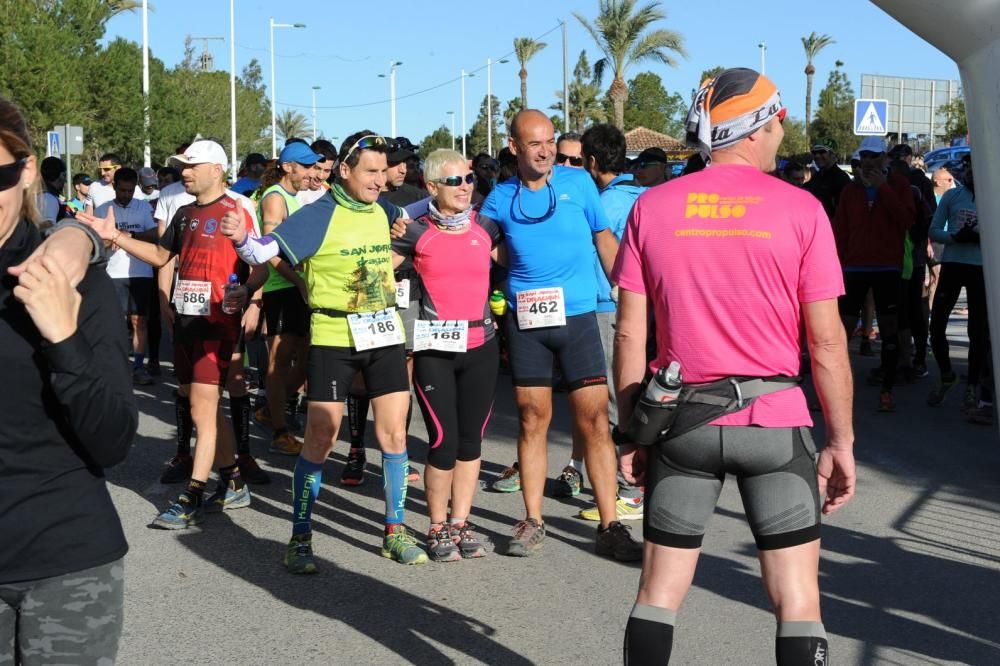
[854, 99, 888, 136]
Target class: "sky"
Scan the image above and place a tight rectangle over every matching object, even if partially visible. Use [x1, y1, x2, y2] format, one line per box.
[102, 0, 960, 151]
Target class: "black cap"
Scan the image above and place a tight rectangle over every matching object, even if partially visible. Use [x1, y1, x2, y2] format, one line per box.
[40, 156, 66, 182]
[635, 148, 667, 164]
[889, 143, 913, 157]
[244, 152, 267, 167]
[387, 137, 420, 165]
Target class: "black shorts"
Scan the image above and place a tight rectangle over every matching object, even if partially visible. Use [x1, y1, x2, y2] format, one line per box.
[504, 310, 607, 391]
[644, 425, 821, 551]
[262, 286, 310, 338]
[112, 277, 153, 317]
[307, 344, 409, 403]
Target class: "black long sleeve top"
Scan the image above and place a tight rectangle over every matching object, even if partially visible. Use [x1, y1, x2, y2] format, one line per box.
[0, 218, 138, 583]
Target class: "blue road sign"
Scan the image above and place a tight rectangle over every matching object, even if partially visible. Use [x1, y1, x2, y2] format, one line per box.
[47, 131, 61, 157]
[854, 99, 889, 136]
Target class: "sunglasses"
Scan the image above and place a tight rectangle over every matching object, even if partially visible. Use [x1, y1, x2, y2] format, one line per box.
[556, 153, 584, 167]
[342, 135, 387, 163]
[476, 161, 499, 171]
[433, 173, 475, 187]
[0, 158, 28, 193]
[636, 161, 665, 169]
[99, 165, 121, 172]
[858, 151, 882, 159]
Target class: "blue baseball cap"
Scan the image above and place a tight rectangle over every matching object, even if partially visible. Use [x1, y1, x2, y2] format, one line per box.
[279, 142, 324, 166]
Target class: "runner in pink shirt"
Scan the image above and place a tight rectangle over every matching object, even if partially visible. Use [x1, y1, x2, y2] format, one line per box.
[613, 68, 855, 665]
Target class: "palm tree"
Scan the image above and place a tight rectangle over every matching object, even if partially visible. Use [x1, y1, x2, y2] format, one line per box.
[275, 109, 310, 142]
[513, 37, 547, 107]
[551, 51, 606, 132]
[107, 0, 144, 14]
[802, 31, 835, 140]
[575, 0, 686, 130]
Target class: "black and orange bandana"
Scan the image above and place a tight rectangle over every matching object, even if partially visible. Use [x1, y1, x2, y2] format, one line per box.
[685, 68, 783, 161]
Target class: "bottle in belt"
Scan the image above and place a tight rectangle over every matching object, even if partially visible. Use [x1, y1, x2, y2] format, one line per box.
[222, 273, 241, 314]
[626, 361, 682, 446]
[489, 289, 507, 316]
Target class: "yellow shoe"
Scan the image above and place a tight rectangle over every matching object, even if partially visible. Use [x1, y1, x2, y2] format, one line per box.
[579, 495, 644, 522]
[269, 431, 303, 456]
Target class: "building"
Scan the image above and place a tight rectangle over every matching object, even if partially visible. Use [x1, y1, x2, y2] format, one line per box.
[859, 74, 961, 152]
[624, 127, 689, 159]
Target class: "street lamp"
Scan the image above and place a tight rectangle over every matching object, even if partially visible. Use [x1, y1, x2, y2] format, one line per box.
[757, 41, 767, 75]
[460, 69, 475, 159]
[486, 58, 509, 157]
[378, 61, 403, 137]
[269, 17, 306, 157]
[142, 0, 150, 168]
[311, 86, 321, 143]
[447, 111, 455, 151]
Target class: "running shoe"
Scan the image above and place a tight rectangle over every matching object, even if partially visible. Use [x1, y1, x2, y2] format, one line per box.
[966, 405, 995, 425]
[269, 431, 303, 456]
[426, 525, 461, 562]
[381, 527, 429, 565]
[254, 406, 271, 427]
[506, 518, 545, 557]
[151, 495, 204, 530]
[340, 447, 366, 486]
[596, 521, 644, 562]
[878, 391, 896, 413]
[962, 386, 979, 412]
[859, 339, 874, 356]
[912, 361, 929, 378]
[147, 359, 162, 376]
[491, 462, 521, 493]
[579, 495, 644, 522]
[159, 453, 193, 484]
[132, 367, 154, 386]
[284, 533, 318, 574]
[553, 465, 583, 498]
[452, 521, 488, 559]
[236, 454, 271, 485]
[205, 482, 251, 513]
[927, 373, 957, 406]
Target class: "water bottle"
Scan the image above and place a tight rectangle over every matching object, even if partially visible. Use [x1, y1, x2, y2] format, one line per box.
[222, 273, 241, 314]
[489, 289, 507, 316]
[625, 361, 683, 446]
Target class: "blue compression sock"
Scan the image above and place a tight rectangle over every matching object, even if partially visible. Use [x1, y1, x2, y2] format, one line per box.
[133, 353, 145, 370]
[292, 457, 324, 536]
[382, 451, 409, 525]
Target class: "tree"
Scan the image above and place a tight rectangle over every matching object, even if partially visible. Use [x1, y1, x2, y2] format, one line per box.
[778, 117, 810, 157]
[503, 97, 523, 136]
[802, 31, 835, 140]
[575, 0, 686, 129]
[419, 126, 454, 158]
[606, 72, 685, 135]
[550, 50, 606, 133]
[939, 96, 967, 142]
[809, 63, 857, 162]
[464, 94, 503, 157]
[699, 66, 724, 84]
[513, 37, 546, 108]
[275, 109, 310, 143]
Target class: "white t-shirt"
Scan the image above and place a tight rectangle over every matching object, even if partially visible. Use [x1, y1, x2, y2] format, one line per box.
[96, 198, 157, 279]
[86, 180, 143, 210]
[296, 187, 327, 206]
[155, 181, 260, 234]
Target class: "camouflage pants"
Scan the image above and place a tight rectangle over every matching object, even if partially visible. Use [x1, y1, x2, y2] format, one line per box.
[0, 560, 123, 666]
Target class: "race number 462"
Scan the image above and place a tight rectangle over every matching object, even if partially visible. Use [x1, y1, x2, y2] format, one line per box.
[516, 287, 566, 329]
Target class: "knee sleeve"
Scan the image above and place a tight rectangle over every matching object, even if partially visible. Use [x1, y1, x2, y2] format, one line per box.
[624, 604, 675, 666]
[775, 621, 828, 666]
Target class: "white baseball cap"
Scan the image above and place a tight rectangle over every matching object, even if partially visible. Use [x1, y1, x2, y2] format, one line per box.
[857, 136, 887, 154]
[168, 140, 228, 170]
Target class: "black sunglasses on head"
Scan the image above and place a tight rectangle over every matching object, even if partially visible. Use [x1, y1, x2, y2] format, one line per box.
[0, 158, 28, 193]
[858, 151, 882, 159]
[556, 153, 584, 167]
[433, 173, 475, 187]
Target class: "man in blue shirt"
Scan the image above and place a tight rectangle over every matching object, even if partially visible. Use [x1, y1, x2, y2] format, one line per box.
[479, 110, 642, 561]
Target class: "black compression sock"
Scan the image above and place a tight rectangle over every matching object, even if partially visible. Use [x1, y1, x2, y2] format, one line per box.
[624, 604, 675, 665]
[347, 393, 370, 447]
[182, 479, 207, 506]
[405, 395, 413, 432]
[286, 392, 300, 417]
[230, 393, 252, 456]
[175, 392, 193, 457]
[776, 622, 828, 666]
[219, 463, 245, 491]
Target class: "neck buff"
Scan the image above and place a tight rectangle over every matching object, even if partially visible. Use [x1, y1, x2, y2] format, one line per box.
[331, 182, 374, 212]
[428, 199, 472, 229]
[685, 68, 783, 163]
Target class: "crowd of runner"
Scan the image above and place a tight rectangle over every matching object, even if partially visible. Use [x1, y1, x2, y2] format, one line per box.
[1, 61, 988, 665]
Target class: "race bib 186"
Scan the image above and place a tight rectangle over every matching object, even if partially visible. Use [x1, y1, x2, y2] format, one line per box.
[174, 280, 212, 316]
[516, 287, 566, 329]
[413, 320, 469, 353]
[347, 307, 405, 351]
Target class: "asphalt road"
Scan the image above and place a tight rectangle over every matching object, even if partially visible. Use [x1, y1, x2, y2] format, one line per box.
[107, 312, 1000, 665]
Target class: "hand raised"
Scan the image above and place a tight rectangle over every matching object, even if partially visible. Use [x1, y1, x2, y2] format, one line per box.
[12, 256, 81, 344]
[220, 211, 247, 244]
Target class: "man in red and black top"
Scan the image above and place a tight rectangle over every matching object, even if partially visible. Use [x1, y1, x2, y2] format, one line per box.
[832, 136, 916, 412]
[81, 140, 267, 529]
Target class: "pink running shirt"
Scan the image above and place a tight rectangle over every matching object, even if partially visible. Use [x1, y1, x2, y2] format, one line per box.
[612, 164, 844, 427]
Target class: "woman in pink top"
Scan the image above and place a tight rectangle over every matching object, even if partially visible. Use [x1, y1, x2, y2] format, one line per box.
[391, 149, 504, 562]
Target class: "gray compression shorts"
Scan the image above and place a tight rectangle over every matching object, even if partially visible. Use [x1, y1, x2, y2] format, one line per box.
[644, 425, 820, 550]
